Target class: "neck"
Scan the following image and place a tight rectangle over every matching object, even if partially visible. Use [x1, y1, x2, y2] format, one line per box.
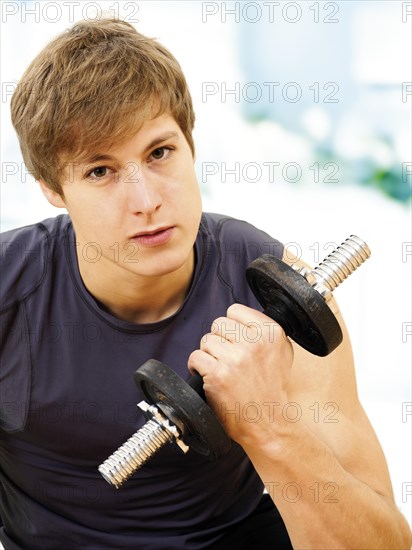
[77, 250, 195, 324]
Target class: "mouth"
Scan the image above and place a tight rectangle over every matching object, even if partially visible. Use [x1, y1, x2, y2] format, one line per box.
[131, 226, 175, 247]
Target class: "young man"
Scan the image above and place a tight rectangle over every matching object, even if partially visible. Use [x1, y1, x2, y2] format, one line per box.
[0, 18, 410, 550]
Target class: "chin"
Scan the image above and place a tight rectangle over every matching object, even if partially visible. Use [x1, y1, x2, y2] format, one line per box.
[137, 250, 193, 278]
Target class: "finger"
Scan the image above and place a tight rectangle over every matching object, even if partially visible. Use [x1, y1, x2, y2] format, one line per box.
[187, 348, 218, 377]
[211, 316, 263, 344]
[227, 303, 291, 342]
[226, 303, 278, 325]
[209, 317, 241, 344]
[200, 332, 235, 363]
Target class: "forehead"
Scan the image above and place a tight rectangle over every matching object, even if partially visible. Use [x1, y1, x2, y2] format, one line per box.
[62, 113, 181, 169]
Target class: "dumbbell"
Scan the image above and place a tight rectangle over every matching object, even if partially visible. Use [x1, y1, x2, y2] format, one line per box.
[99, 235, 370, 488]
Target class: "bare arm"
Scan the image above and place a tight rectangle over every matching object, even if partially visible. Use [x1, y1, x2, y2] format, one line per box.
[188, 251, 412, 549]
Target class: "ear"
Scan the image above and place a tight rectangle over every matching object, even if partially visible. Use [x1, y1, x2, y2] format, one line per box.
[38, 180, 66, 208]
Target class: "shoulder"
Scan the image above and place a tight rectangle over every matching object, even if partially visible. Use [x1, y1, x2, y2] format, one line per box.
[196, 213, 284, 306]
[200, 212, 284, 263]
[0, 214, 71, 311]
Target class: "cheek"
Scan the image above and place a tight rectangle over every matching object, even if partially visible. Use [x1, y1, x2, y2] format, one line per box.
[65, 192, 122, 234]
[181, 167, 201, 202]
[180, 183, 202, 224]
[87, 186, 123, 213]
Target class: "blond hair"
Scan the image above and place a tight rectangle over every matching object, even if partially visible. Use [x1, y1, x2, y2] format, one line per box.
[11, 18, 195, 194]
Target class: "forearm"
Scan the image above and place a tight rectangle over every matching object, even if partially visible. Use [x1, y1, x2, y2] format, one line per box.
[189, 304, 411, 547]
[243, 423, 411, 549]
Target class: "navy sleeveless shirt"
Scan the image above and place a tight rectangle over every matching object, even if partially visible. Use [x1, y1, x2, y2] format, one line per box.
[0, 213, 283, 549]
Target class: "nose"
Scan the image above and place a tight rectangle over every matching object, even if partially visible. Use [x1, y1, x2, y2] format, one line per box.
[124, 165, 162, 216]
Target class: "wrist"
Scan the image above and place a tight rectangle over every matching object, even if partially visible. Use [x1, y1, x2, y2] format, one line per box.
[238, 407, 310, 461]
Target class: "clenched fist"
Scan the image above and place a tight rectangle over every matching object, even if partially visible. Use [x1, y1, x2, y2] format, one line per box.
[188, 304, 294, 448]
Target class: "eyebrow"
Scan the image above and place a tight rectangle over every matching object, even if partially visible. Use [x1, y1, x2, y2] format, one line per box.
[143, 131, 179, 154]
[72, 131, 180, 169]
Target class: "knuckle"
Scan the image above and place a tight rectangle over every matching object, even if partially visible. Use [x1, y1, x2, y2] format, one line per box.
[226, 303, 242, 317]
[188, 349, 202, 363]
[212, 317, 226, 331]
[200, 332, 212, 346]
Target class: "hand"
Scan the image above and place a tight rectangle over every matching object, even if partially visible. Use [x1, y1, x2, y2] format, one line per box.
[188, 304, 294, 447]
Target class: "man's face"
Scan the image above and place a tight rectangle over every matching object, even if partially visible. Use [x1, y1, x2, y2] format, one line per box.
[47, 113, 202, 279]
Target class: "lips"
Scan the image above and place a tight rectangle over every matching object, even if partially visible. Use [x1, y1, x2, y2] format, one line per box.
[131, 226, 174, 247]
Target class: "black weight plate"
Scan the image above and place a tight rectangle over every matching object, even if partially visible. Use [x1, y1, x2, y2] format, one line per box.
[246, 255, 342, 356]
[135, 360, 232, 459]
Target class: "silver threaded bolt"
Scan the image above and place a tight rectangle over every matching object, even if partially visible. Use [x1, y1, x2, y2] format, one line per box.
[99, 401, 189, 488]
[99, 419, 173, 488]
[313, 235, 371, 292]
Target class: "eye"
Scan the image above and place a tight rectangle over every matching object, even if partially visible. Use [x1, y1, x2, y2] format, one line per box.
[150, 147, 172, 161]
[85, 166, 110, 179]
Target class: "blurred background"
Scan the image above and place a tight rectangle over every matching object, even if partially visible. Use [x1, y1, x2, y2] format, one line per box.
[1, 0, 411, 527]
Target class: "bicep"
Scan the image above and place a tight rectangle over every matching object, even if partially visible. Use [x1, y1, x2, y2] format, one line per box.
[290, 341, 395, 501]
[281, 248, 395, 500]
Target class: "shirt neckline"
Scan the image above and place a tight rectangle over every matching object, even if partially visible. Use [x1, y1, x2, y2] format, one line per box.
[64, 218, 206, 334]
